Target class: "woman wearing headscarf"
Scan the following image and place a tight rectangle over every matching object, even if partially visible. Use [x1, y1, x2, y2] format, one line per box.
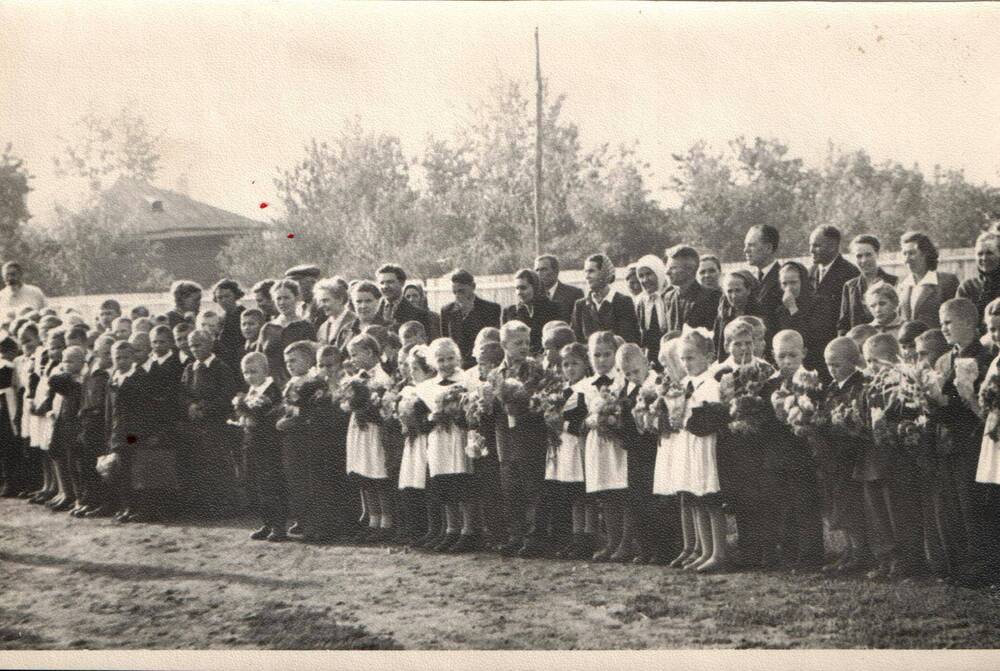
[402, 281, 441, 340]
[712, 270, 762, 362]
[633, 254, 670, 364]
[774, 261, 827, 375]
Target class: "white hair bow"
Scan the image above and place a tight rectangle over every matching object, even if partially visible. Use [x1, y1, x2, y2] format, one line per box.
[681, 324, 713, 340]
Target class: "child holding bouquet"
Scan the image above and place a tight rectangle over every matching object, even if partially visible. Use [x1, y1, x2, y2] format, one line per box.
[860, 334, 925, 578]
[397, 345, 435, 546]
[461, 340, 505, 549]
[545, 343, 594, 559]
[419, 338, 476, 553]
[583, 331, 629, 561]
[809, 337, 871, 574]
[344, 333, 395, 542]
[932, 298, 995, 584]
[234, 352, 287, 542]
[753, 331, 825, 569]
[617, 343, 663, 564]
[663, 327, 729, 572]
[714, 320, 777, 568]
[491, 320, 549, 558]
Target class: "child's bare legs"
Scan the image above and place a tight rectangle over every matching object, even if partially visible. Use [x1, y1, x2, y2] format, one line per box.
[459, 502, 476, 536]
[697, 503, 729, 573]
[377, 487, 393, 529]
[363, 487, 381, 530]
[686, 502, 713, 570]
[595, 500, 623, 560]
[50, 459, 72, 509]
[612, 508, 635, 560]
[671, 493, 697, 567]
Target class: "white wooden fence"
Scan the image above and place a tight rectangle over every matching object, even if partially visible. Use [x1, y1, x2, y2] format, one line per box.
[47, 248, 979, 323]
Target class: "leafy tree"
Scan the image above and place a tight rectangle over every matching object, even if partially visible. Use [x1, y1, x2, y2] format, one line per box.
[221, 119, 420, 284]
[0, 144, 32, 260]
[53, 105, 162, 196]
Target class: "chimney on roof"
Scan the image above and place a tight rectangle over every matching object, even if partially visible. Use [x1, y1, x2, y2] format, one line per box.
[144, 196, 164, 212]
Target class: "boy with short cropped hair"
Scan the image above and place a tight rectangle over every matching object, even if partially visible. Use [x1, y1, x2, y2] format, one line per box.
[932, 298, 994, 582]
[234, 351, 288, 542]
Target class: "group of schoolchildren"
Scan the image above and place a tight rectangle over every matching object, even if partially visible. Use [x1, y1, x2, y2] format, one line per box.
[2, 266, 1000, 589]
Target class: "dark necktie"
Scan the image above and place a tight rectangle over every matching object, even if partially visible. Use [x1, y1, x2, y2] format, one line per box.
[594, 375, 612, 389]
[649, 301, 659, 331]
[439, 378, 453, 386]
[685, 381, 695, 399]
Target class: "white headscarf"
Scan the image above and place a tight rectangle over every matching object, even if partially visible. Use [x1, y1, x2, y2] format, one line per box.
[634, 254, 668, 329]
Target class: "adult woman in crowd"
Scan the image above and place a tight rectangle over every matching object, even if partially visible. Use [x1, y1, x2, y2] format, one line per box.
[211, 279, 246, 374]
[697, 255, 723, 293]
[166, 281, 203, 328]
[402, 281, 441, 339]
[255, 279, 317, 385]
[712, 270, 761, 361]
[775, 261, 826, 374]
[500, 268, 560, 354]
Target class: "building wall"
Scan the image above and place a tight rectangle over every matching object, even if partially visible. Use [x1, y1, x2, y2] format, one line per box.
[157, 235, 232, 288]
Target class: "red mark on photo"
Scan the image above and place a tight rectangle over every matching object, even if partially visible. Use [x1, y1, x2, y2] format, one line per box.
[126, 435, 138, 444]
[287, 233, 295, 239]
[259, 202, 269, 209]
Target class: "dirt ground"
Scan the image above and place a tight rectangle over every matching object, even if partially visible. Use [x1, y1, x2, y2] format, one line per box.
[1, 498, 999, 650]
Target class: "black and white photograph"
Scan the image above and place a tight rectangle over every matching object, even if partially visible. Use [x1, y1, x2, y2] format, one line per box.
[2, 1, 1000, 664]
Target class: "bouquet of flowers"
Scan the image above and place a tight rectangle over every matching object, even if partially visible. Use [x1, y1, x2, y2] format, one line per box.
[535, 371, 571, 447]
[890, 363, 945, 450]
[488, 357, 548, 426]
[462, 383, 492, 458]
[631, 376, 664, 435]
[430, 385, 468, 431]
[719, 361, 774, 435]
[770, 368, 825, 437]
[379, 380, 404, 431]
[979, 367, 1000, 440]
[397, 390, 433, 437]
[585, 386, 623, 438]
[276, 375, 327, 432]
[339, 376, 384, 428]
[954, 358, 981, 412]
[825, 397, 867, 439]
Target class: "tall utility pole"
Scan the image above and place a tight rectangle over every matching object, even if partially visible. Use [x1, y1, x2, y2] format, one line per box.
[533, 27, 543, 257]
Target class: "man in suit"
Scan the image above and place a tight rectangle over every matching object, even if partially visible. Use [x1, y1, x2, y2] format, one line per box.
[898, 231, 960, 329]
[375, 264, 437, 338]
[284, 265, 326, 330]
[838, 234, 898, 336]
[535, 254, 584, 323]
[957, 230, 1000, 332]
[744, 223, 783, 347]
[501, 269, 561, 355]
[807, 226, 860, 381]
[314, 278, 359, 355]
[440, 269, 502, 369]
[663, 245, 721, 333]
[570, 253, 640, 344]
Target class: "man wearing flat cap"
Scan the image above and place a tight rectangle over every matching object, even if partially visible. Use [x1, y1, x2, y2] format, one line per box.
[284, 265, 325, 330]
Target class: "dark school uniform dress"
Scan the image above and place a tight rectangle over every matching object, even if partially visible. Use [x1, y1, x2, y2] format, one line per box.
[105, 365, 152, 511]
[0, 362, 17, 494]
[502, 298, 561, 356]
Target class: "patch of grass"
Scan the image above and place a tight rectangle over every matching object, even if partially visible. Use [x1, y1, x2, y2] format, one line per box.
[614, 594, 692, 624]
[0, 627, 48, 649]
[242, 601, 401, 650]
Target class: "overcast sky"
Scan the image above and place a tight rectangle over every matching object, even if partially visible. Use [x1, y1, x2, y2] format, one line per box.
[2, 1, 998, 226]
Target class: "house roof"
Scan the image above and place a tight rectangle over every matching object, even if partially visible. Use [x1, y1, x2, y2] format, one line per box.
[101, 177, 267, 240]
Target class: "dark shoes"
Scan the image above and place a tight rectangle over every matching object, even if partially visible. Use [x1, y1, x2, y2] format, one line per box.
[433, 533, 460, 553]
[448, 534, 481, 554]
[250, 526, 271, 541]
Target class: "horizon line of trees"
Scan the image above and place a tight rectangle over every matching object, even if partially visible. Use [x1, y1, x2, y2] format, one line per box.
[1, 83, 999, 296]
